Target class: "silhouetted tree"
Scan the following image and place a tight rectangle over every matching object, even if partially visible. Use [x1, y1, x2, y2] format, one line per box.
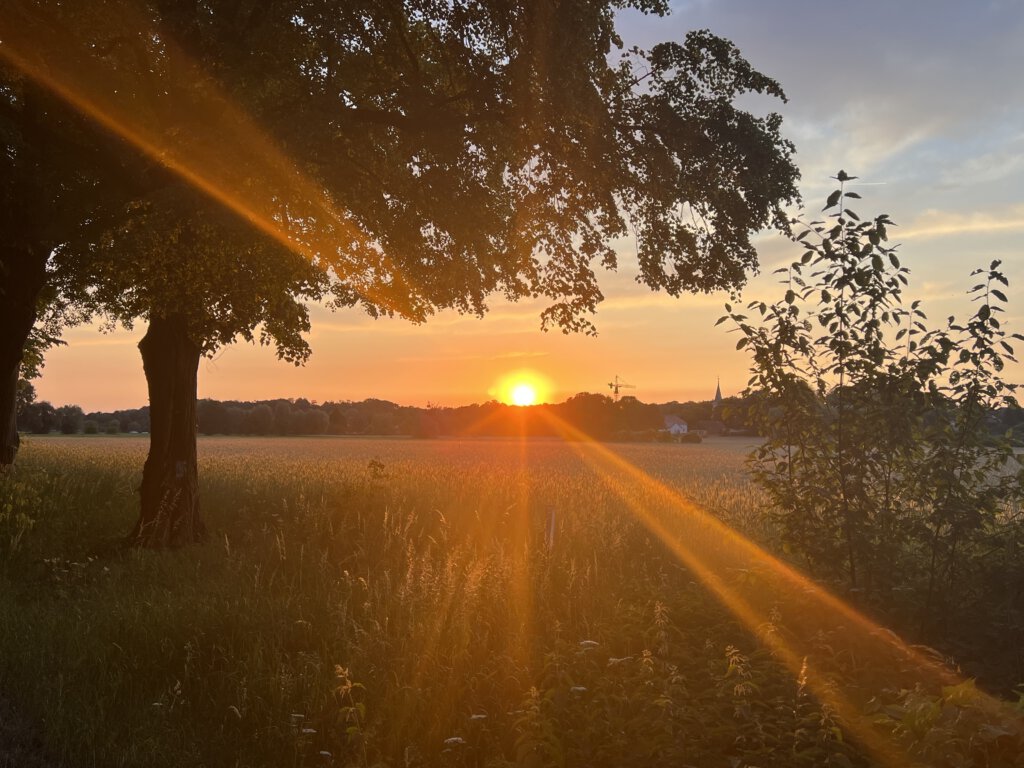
[7, 1, 798, 545]
[56, 404, 84, 434]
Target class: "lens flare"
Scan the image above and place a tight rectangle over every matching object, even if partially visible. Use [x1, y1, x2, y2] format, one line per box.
[533, 409, 1018, 766]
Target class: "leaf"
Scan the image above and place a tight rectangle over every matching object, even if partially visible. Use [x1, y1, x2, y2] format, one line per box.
[736, 337, 747, 350]
[992, 289, 1007, 303]
[824, 189, 841, 210]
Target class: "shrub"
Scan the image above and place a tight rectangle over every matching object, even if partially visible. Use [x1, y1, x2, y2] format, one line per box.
[721, 173, 1023, 634]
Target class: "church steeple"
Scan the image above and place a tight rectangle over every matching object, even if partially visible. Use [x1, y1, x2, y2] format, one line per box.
[712, 378, 723, 416]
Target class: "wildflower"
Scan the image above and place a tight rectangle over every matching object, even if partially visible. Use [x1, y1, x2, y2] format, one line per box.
[579, 640, 599, 650]
[444, 736, 466, 746]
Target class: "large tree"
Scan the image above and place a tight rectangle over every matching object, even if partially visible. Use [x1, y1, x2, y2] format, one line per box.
[0, 71, 105, 463]
[87, 192, 327, 546]
[4, 0, 800, 545]
[0, 2, 153, 464]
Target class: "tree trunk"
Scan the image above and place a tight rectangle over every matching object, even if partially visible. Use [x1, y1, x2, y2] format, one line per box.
[0, 364, 19, 465]
[129, 315, 205, 547]
[0, 247, 47, 466]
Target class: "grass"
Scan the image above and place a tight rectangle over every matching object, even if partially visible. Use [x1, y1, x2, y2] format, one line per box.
[0, 436, 1020, 767]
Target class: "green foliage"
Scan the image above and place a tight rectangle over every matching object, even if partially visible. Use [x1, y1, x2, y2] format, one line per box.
[85, 196, 326, 364]
[8, 1, 801, 350]
[0, 465, 43, 559]
[870, 680, 1024, 767]
[722, 176, 1024, 632]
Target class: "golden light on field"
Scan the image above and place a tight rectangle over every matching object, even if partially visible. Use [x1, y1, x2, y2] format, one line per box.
[535, 410, 1016, 767]
[491, 369, 552, 406]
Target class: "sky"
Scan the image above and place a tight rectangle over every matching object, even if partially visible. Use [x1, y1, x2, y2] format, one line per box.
[33, 0, 1024, 411]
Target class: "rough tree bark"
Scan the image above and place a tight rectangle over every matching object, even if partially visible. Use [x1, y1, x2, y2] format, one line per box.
[0, 366, 19, 466]
[0, 248, 47, 466]
[129, 314, 205, 546]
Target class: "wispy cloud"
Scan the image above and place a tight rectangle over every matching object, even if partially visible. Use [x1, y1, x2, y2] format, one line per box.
[938, 133, 1024, 188]
[901, 206, 1024, 240]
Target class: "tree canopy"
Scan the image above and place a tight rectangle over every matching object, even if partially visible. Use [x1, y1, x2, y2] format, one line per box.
[5, 0, 799, 334]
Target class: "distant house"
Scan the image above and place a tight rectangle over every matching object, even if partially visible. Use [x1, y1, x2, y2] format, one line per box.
[663, 415, 688, 435]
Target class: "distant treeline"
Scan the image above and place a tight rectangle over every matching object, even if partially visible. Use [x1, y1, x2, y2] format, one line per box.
[17, 386, 747, 440]
[17, 385, 1024, 443]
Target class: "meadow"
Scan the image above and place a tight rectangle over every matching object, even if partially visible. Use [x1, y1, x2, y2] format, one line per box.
[1, 436, 1022, 767]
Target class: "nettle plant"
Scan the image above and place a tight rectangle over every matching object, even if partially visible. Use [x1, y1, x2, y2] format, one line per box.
[721, 172, 1023, 628]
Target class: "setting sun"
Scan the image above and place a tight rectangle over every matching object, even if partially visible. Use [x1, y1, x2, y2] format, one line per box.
[510, 383, 537, 406]
[491, 369, 552, 406]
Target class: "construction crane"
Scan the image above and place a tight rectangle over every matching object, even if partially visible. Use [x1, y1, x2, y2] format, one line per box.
[607, 375, 636, 400]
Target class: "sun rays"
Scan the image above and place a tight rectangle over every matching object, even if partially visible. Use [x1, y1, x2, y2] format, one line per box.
[4, 3, 1021, 762]
[531, 410, 1018, 765]
[0, 1, 418, 317]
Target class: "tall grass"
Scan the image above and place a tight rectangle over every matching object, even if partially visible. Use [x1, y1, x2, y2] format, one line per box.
[0, 436, 1015, 766]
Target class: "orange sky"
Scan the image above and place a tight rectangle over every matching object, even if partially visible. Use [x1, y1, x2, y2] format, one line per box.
[37, 245, 743, 411]
[26, 3, 1024, 412]
[35, 219, 1023, 412]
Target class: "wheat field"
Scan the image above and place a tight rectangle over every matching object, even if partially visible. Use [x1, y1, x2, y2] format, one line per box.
[0, 436, 1017, 767]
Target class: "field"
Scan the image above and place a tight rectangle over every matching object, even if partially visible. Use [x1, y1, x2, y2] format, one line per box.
[1, 436, 1021, 767]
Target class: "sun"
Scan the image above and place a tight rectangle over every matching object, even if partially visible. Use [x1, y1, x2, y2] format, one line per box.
[491, 369, 552, 406]
[510, 383, 537, 406]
